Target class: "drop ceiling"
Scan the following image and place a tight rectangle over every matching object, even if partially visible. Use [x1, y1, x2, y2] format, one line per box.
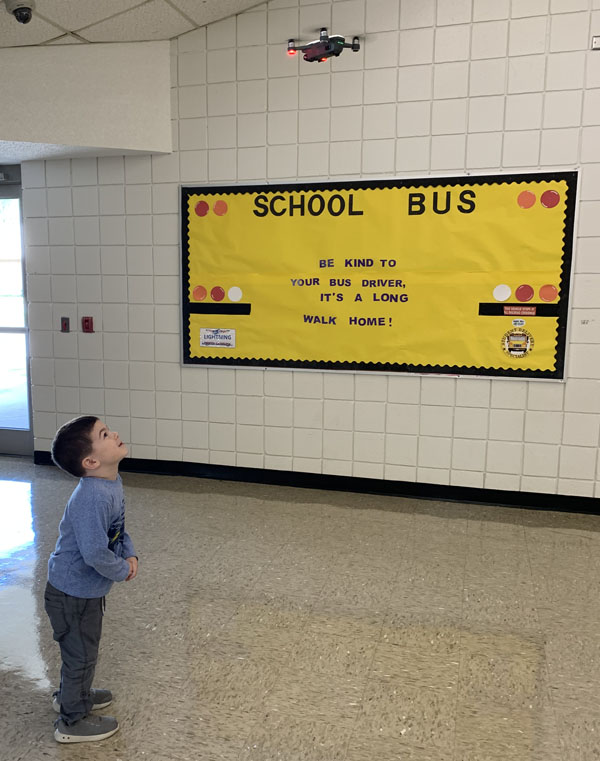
[0, 1, 265, 163]
[0, 0, 265, 47]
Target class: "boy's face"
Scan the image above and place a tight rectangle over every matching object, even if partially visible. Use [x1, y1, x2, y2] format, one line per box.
[86, 419, 128, 469]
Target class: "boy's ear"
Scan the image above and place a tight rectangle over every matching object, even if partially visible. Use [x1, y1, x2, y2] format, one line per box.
[81, 455, 100, 472]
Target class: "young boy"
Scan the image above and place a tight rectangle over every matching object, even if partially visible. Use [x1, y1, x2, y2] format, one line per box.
[44, 415, 138, 744]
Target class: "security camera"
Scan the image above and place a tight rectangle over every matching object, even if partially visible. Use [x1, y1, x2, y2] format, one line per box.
[4, 0, 35, 24]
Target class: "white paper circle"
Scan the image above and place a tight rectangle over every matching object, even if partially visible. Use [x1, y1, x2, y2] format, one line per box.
[493, 284, 511, 302]
[228, 286, 242, 302]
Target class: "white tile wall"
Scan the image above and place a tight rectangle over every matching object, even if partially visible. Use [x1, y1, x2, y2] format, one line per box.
[451, 469, 484, 488]
[487, 440, 523, 475]
[420, 405, 453, 437]
[22, 0, 600, 499]
[418, 436, 452, 468]
[454, 406, 488, 439]
[471, 20, 508, 59]
[523, 443, 560, 477]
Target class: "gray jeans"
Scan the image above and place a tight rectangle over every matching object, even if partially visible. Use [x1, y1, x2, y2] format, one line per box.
[44, 582, 104, 725]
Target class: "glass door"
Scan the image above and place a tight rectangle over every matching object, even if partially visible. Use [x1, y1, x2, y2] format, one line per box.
[0, 175, 33, 456]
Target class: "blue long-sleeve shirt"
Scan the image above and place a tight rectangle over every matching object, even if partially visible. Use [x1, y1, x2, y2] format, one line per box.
[48, 474, 136, 598]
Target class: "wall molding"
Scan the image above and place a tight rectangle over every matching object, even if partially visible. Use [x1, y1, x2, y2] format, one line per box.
[33, 451, 599, 515]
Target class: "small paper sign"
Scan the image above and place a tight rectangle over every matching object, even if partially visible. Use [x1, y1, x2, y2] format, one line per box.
[200, 328, 236, 348]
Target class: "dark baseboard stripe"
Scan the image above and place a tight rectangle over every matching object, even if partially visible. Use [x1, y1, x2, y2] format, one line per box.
[33, 450, 598, 515]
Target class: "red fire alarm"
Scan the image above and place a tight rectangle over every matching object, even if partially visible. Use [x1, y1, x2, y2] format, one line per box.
[82, 316, 94, 333]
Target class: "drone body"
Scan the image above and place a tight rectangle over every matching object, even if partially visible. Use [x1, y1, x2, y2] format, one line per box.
[287, 28, 360, 63]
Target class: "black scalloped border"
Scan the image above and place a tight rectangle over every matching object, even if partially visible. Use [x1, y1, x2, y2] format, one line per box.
[181, 171, 577, 379]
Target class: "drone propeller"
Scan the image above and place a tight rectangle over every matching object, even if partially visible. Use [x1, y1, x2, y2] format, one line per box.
[304, 27, 329, 37]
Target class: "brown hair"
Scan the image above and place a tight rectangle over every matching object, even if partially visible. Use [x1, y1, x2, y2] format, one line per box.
[51, 415, 98, 478]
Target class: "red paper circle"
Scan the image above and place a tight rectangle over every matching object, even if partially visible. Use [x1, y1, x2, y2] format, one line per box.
[195, 201, 209, 217]
[515, 284, 534, 302]
[540, 190, 560, 209]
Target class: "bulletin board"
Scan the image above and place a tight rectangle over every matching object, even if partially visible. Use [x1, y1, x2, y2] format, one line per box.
[181, 172, 577, 378]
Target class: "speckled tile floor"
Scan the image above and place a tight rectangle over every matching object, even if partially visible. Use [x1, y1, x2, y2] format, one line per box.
[1, 455, 600, 760]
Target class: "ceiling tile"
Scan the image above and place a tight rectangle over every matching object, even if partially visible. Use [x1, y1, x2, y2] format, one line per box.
[0, 1, 266, 52]
[0, 10, 62, 47]
[79, 0, 194, 43]
[45, 34, 85, 45]
[37, 0, 144, 32]
[170, 0, 264, 28]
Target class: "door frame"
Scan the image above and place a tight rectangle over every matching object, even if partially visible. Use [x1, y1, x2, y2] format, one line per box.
[0, 169, 34, 456]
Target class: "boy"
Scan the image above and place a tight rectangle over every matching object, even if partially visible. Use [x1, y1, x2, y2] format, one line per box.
[44, 415, 138, 744]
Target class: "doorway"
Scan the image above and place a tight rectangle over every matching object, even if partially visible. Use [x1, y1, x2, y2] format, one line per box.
[0, 165, 33, 456]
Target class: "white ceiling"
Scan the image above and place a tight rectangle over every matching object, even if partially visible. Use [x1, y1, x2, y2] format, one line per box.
[0, 0, 265, 47]
[0, 0, 265, 163]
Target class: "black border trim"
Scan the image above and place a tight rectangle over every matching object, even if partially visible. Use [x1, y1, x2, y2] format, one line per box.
[478, 303, 560, 317]
[182, 172, 577, 195]
[34, 451, 599, 515]
[189, 303, 251, 315]
[181, 172, 578, 380]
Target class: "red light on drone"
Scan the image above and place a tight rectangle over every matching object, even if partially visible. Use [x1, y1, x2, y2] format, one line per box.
[287, 48, 297, 55]
[320, 57, 327, 62]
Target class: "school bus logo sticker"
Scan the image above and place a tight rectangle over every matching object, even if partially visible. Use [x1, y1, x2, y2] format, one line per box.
[501, 329, 534, 359]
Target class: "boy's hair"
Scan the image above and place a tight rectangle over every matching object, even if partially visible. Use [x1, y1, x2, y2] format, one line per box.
[51, 415, 99, 478]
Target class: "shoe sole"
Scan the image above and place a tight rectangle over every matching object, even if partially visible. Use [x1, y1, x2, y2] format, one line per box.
[54, 724, 119, 743]
[52, 699, 112, 713]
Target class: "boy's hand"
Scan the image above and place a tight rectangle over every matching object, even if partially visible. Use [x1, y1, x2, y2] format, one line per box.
[125, 556, 138, 581]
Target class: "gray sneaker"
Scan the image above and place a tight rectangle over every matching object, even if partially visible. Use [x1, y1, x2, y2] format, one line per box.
[52, 687, 113, 713]
[54, 714, 119, 743]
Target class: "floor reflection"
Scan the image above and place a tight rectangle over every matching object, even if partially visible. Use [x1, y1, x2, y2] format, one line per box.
[0, 479, 49, 688]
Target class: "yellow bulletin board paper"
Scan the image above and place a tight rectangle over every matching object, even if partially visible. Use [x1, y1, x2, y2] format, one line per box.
[181, 172, 577, 379]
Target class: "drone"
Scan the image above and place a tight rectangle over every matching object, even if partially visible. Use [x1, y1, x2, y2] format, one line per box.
[287, 28, 360, 63]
